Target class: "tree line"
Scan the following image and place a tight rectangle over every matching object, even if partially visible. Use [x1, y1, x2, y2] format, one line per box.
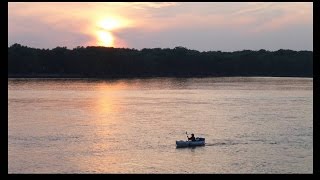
[8, 43, 313, 78]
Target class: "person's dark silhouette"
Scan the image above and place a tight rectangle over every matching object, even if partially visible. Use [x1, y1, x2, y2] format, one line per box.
[188, 134, 196, 141]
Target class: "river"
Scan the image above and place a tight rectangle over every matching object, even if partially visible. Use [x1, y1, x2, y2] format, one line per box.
[8, 77, 313, 173]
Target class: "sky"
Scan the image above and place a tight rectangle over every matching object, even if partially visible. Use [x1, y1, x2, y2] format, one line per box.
[8, 2, 313, 52]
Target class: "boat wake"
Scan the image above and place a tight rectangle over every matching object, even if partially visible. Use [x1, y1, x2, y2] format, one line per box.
[205, 141, 249, 147]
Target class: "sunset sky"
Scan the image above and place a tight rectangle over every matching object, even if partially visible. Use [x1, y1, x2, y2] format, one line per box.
[8, 2, 313, 51]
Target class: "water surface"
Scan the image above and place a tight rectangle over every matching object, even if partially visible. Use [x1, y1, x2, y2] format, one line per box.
[8, 77, 313, 173]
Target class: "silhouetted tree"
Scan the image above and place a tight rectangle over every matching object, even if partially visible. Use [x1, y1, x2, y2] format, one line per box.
[8, 44, 313, 78]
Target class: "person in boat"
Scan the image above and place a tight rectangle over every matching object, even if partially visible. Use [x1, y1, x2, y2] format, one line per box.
[188, 134, 196, 141]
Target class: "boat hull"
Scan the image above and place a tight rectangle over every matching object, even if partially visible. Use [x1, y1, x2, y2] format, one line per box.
[176, 138, 205, 148]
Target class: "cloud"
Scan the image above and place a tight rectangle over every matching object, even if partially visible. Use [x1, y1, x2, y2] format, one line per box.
[231, 2, 275, 16]
[129, 2, 178, 9]
[249, 3, 313, 33]
[9, 26, 93, 49]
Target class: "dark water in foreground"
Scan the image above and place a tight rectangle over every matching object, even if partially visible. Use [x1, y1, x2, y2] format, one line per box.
[8, 77, 313, 173]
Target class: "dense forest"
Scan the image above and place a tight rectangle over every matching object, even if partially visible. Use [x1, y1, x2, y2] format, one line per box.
[8, 43, 313, 78]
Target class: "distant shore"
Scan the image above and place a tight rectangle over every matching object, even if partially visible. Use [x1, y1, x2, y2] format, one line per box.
[9, 44, 313, 79]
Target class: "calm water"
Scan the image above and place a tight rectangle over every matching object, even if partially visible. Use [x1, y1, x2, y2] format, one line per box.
[8, 77, 313, 173]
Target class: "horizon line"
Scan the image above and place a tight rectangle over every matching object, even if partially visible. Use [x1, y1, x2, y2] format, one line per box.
[8, 43, 313, 53]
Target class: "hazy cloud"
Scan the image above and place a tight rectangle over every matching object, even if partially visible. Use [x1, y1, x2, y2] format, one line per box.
[8, 2, 313, 51]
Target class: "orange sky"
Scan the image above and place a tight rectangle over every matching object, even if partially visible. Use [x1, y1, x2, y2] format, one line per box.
[8, 2, 313, 51]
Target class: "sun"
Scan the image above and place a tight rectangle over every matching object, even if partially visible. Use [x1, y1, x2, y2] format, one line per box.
[94, 17, 131, 47]
[99, 18, 120, 31]
[97, 31, 114, 47]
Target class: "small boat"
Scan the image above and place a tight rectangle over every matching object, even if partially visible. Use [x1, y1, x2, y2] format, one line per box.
[176, 137, 205, 148]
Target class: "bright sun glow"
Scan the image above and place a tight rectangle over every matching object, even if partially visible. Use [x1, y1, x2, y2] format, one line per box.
[97, 31, 114, 47]
[98, 16, 129, 31]
[99, 19, 120, 31]
[94, 17, 131, 47]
